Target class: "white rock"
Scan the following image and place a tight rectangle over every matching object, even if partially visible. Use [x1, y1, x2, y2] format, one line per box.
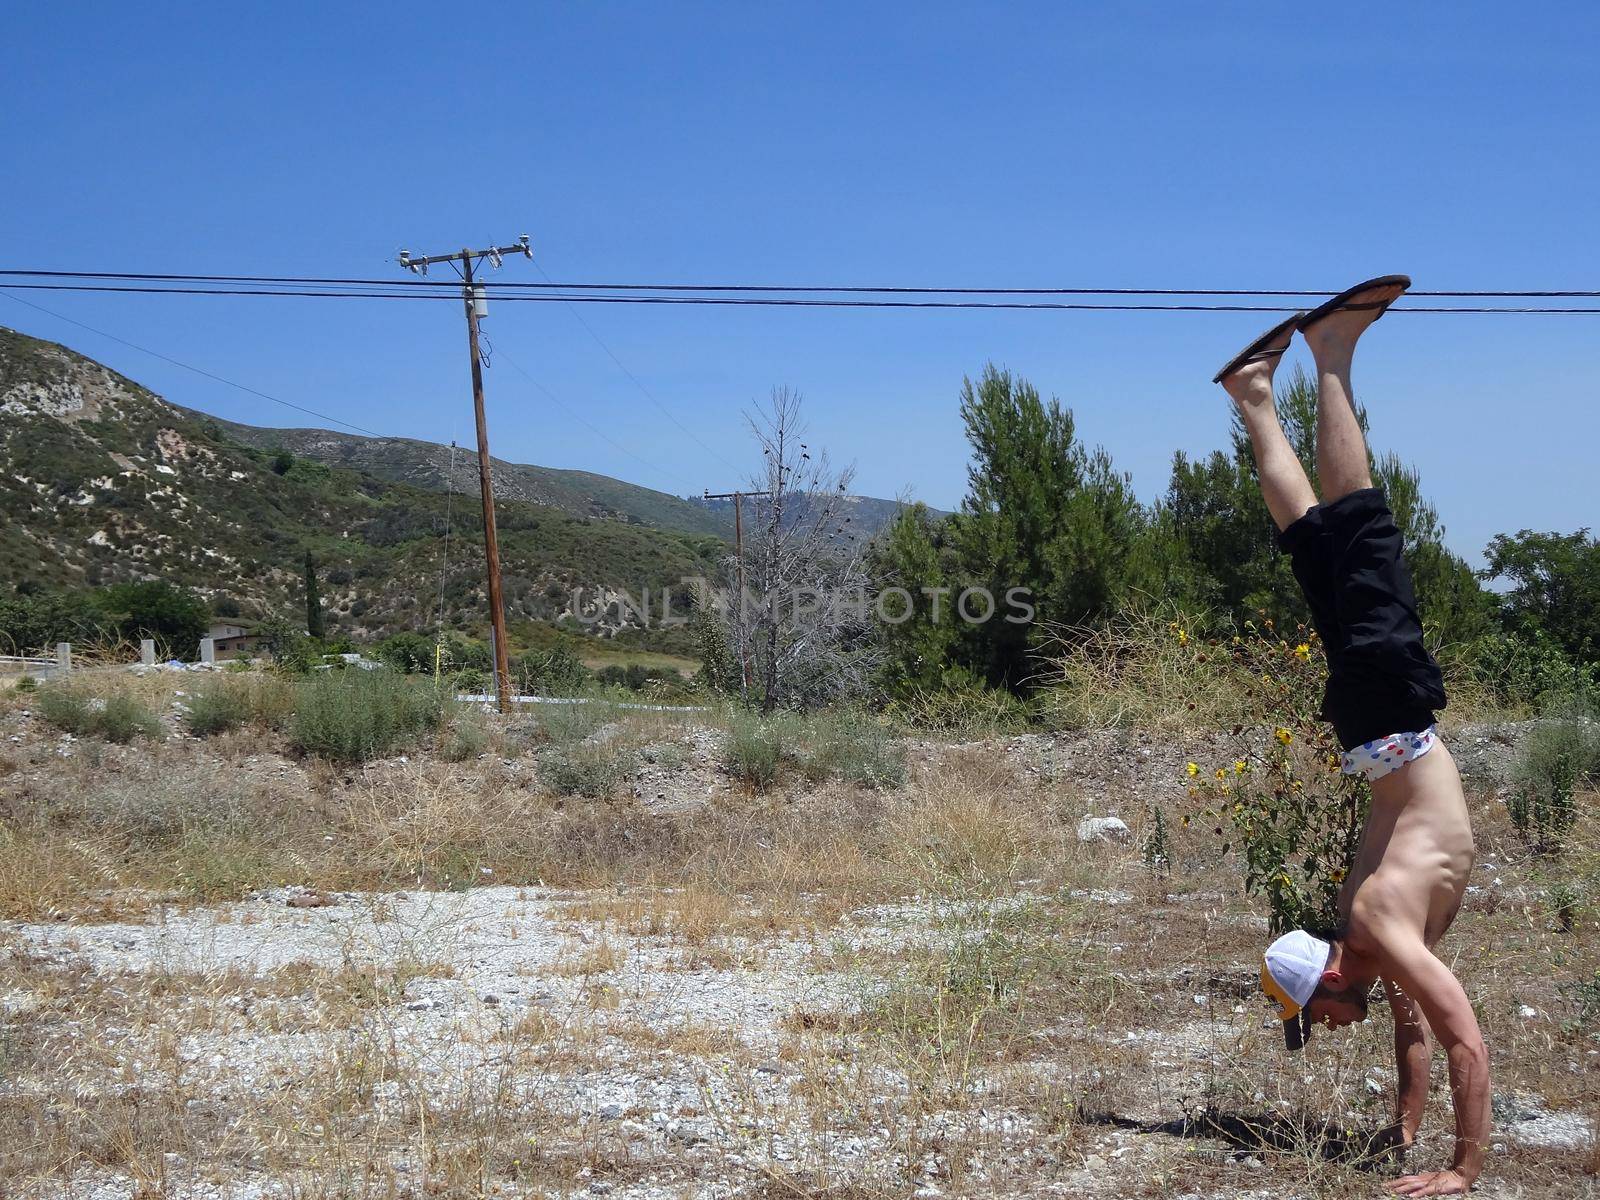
[1076, 816, 1131, 843]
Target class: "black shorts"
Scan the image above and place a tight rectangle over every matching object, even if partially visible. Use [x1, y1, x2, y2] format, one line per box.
[1277, 487, 1447, 751]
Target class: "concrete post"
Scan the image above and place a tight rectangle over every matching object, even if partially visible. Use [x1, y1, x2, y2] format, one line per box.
[55, 642, 71, 673]
[140, 638, 156, 666]
[199, 637, 215, 665]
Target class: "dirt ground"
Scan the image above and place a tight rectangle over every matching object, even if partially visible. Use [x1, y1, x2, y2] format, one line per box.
[1, 691, 1596, 1199]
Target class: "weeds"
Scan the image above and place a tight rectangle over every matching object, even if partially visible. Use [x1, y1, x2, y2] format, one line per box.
[440, 711, 492, 762]
[291, 668, 445, 762]
[722, 708, 907, 791]
[800, 713, 907, 790]
[34, 685, 92, 735]
[722, 709, 790, 790]
[1509, 697, 1599, 854]
[182, 676, 253, 735]
[539, 742, 637, 798]
[35, 684, 161, 742]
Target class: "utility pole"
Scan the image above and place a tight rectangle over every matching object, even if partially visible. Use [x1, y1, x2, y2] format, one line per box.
[703, 488, 772, 695]
[399, 235, 532, 713]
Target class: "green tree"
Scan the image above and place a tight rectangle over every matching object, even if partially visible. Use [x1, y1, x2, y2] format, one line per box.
[304, 550, 325, 639]
[868, 502, 965, 694]
[0, 588, 105, 654]
[950, 364, 1149, 689]
[94, 581, 209, 658]
[1485, 528, 1600, 667]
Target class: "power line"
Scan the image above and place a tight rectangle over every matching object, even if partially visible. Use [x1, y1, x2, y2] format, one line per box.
[3, 281, 1598, 313]
[532, 263, 743, 471]
[0, 289, 389, 436]
[4, 268, 1598, 299]
[491, 344, 701, 494]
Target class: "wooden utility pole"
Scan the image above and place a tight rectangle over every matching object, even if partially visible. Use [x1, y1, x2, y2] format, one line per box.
[704, 488, 772, 694]
[399, 236, 532, 713]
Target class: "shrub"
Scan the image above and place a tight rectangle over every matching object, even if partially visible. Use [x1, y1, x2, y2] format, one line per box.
[885, 677, 1035, 738]
[722, 709, 793, 791]
[183, 674, 294, 736]
[515, 645, 590, 695]
[96, 694, 162, 743]
[14, 676, 37, 693]
[290, 668, 445, 763]
[440, 712, 491, 762]
[1509, 698, 1599, 855]
[539, 743, 636, 798]
[801, 714, 908, 790]
[596, 664, 685, 693]
[35, 685, 92, 735]
[377, 632, 435, 675]
[93, 580, 209, 659]
[184, 677, 253, 736]
[34, 685, 160, 742]
[1038, 606, 1248, 733]
[535, 701, 613, 746]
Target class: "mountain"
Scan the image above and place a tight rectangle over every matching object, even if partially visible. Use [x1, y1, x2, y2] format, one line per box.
[196, 414, 738, 538]
[196, 415, 946, 539]
[0, 325, 938, 647]
[0, 326, 723, 643]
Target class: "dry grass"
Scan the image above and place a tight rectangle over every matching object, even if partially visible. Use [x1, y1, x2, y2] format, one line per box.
[3, 673, 1599, 1197]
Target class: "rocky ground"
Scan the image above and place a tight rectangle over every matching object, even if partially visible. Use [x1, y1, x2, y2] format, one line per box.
[1, 694, 1596, 1199]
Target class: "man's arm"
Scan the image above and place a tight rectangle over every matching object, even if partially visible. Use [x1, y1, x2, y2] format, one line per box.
[1385, 978, 1433, 1144]
[1377, 935, 1491, 1196]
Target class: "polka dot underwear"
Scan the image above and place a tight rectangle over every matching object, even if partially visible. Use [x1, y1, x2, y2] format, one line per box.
[1340, 725, 1439, 783]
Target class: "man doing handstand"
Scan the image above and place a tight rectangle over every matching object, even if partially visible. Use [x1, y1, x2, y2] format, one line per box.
[1214, 275, 1489, 1197]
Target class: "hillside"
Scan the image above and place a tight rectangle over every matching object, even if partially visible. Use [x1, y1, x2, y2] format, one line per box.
[0, 326, 725, 643]
[194, 418, 946, 542]
[198, 413, 738, 538]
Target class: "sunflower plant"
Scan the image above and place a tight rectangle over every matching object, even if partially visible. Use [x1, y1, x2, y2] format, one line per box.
[1178, 617, 1368, 935]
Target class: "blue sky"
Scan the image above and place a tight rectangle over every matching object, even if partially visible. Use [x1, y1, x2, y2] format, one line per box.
[4, 3, 1597, 566]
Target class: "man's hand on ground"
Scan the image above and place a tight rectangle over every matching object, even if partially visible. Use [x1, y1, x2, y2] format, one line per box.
[1385, 1168, 1472, 1196]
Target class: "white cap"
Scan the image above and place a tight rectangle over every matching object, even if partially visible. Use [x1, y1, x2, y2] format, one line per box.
[1260, 930, 1331, 1049]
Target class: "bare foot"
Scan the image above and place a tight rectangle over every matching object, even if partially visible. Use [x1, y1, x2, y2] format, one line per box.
[1300, 280, 1407, 363]
[1218, 321, 1296, 411]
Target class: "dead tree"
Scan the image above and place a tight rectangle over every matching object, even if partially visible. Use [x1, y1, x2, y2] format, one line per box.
[728, 388, 882, 712]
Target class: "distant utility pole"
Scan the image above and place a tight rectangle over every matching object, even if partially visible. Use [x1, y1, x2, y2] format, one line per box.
[398, 235, 532, 713]
[703, 488, 772, 694]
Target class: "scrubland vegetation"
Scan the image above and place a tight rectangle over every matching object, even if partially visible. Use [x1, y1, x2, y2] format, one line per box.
[2, 627, 1596, 1197]
[3, 365, 1597, 1197]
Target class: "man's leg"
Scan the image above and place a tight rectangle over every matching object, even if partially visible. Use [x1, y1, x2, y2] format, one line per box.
[1219, 337, 1318, 531]
[1300, 279, 1407, 502]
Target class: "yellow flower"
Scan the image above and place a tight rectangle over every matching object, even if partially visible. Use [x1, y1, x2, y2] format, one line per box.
[1186, 762, 1200, 777]
[1214, 767, 1228, 781]
[1293, 642, 1312, 662]
[1330, 868, 1347, 883]
[1177, 628, 1190, 646]
[1233, 760, 1247, 775]
[1274, 727, 1293, 746]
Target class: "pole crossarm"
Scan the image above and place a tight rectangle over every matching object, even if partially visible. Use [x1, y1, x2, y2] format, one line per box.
[398, 236, 532, 275]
